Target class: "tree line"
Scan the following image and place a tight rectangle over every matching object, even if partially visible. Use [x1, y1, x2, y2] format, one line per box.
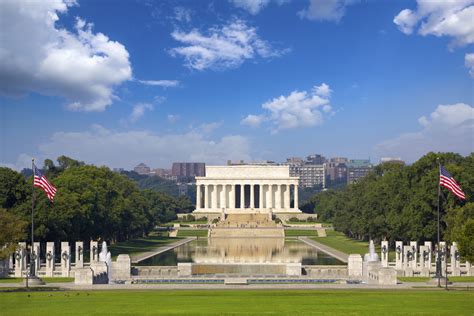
[302, 152, 474, 261]
[0, 156, 194, 248]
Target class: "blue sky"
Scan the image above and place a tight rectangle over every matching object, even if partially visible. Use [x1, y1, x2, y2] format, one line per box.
[0, 0, 473, 170]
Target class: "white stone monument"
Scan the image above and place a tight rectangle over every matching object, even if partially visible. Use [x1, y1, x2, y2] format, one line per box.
[451, 242, 461, 276]
[395, 241, 403, 270]
[381, 241, 389, 267]
[61, 241, 70, 277]
[75, 241, 84, 269]
[14, 242, 26, 277]
[99, 241, 112, 283]
[45, 242, 55, 277]
[348, 254, 363, 279]
[90, 241, 99, 263]
[32, 242, 41, 275]
[409, 241, 417, 269]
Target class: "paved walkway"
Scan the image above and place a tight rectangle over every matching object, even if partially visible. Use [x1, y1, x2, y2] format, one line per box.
[299, 237, 349, 263]
[131, 237, 196, 263]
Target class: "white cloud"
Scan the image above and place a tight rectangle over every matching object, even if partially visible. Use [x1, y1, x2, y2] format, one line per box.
[241, 114, 265, 127]
[229, 0, 288, 15]
[0, 153, 34, 171]
[26, 125, 251, 169]
[0, 0, 132, 111]
[195, 122, 222, 134]
[465, 53, 474, 77]
[167, 114, 180, 123]
[173, 6, 192, 22]
[137, 79, 180, 87]
[130, 103, 153, 123]
[394, 1, 474, 48]
[242, 83, 334, 132]
[376, 103, 474, 162]
[169, 19, 287, 71]
[298, 0, 357, 22]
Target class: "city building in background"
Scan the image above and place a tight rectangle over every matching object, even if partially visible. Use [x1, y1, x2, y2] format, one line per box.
[133, 163, 151, 175]
[346, 159, 373, 184]
[171, 162, 206, 178]
[326, 157, 348, 185]
[283, 155, 325, 188]
[227, 160, 277, 166]
[380, 157, 405, 165]
[306, 154, 326, 165]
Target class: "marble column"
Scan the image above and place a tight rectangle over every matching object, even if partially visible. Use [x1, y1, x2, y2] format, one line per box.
[196, 184, 201, 210]
[240, 184, 245, 209]
[61, 241, 70, 277]
[276, 185, 282, 209]
[219, 185, 225, 209]
[381, 241, 389, 267]
[284, 184, 290, 210]
[212, 185, 218, 209]
[90, 240, 99, 263]
[32, 242, 40, 276]
[259, 184, 264, 209]
[230, 184, 235, 209]
[250, 184, 255, 208]
[204, 185, 209, 209]
[46, 242, 55, 277]
[76, 241, 84, 268]
[294, 184, 299, 210]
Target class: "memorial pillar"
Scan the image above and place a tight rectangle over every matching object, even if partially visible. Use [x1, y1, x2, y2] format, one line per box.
[395, 241, 403, 270]
[196, 184, 201, 210]
[424, 241, 432, 270]
[75, 241, 84, 269]
[440, 241, 447, 275]
[230, 184, 235, 209]
[212, 185, 218, 209]
[61, 241, 71, 277]
[14, 242, 26, 277]
[259, 184, 264, 209]
[45, 242, 55, 277]
[381, 241, 389, 267]
[32, 242, 40, 275]
[410, 241, 418, 269]
[284, 184, 290, 210]
[204, 185, 209, 210]
[250, 184, 255, 209]
[90, 240, 99, 263]
[219, 185, 225, 209]
[240, 184, 245, 209]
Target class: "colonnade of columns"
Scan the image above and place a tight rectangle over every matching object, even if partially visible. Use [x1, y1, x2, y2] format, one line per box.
[195, 182, 299, 211]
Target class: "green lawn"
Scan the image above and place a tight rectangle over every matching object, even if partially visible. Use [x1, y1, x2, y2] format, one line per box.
[168, 220, 209, 225]
[177, 229, 208, 237]
[399, 276, 474, 283]
[0, 290, 472, 315]
[0, 277, 74, 284]
[284, 229, 319, 237]
[108, 231, 180, 258]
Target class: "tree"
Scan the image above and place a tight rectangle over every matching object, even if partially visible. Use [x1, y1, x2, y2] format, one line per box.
[0, 167, 29, 209]
[0, 208, 27, 259]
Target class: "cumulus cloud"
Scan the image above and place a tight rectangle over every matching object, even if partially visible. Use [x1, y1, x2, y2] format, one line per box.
[394, 0, 474, 47]
[298, 0, 357, 22]
[466, 53, 474, 77]
[230, 0, 271, 14]
[0, 0, 132, 111]
[130, 103, 153, 123]
[242, 83, 334, 132]
[241, 114, 265, 127]
[169, 19, 287, 71]
[376, 103, 474, 162]
[25, 125, 251, 169]
[137, 79, 180, 87]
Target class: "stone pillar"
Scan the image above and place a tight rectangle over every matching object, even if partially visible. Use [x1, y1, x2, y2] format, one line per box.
[250, 184, 255, 209]
[32, 242, 40, 275]
[258, 184, 263, 209]
[204, 185, 209, 210]
[410, 241, 417, 269]
[403, 245, 410, 269]
[381, 241, 389, 267]
[424, 241, 432, 270]
[230, 184, 235, 209]
[276, 185, 282, 209]
[240, 184, 245, 209]
[284, 184, 290, 210]
[294, 184, 299, 210]
[14, 242, 26, 277]
[196, 184, 201, 210]
[395, 241, 403, 270]
[348, 254, 363, 279]
[45, 242, 55, 277]
[219, 185, 225, 209]
[451, 242, 461, 276]
[75, 241, 84, 269]
[61, 241, 71, 277]
[266, 185, 272, 209]
[440, 241, 447, 275]
[90, 240, 99, 263]
[212, 184, 218, 209]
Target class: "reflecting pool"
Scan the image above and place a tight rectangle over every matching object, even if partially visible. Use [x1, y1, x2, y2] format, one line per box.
[137, 238, 343, 266]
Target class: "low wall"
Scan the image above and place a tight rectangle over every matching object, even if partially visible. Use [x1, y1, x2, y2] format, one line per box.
[178, 263, 302, 276]
[209, 228, 285, 238]
[133, 266, 179, 278]
[275, 213, 316, 221]
[303, 265, 347, 279]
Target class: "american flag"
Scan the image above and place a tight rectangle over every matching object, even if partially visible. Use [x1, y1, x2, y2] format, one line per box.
[33, 163, 57, 202]
[439, 165, 465, 200]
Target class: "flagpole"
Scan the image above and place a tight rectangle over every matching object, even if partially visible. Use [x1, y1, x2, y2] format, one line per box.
[436, 159, 441, 288]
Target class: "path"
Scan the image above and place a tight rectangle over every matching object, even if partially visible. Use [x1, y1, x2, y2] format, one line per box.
[298, 237, 349, 263]
[131, 237, 196, 263]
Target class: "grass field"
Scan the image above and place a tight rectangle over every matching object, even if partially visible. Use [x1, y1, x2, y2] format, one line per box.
[176, 229, 208, 237]
[108, 231, 179, 258]
[0, 277, 74, 284]
[399, 276, 474, 283]
[0, 289, 472, 315]
[285, 229, 319, 237]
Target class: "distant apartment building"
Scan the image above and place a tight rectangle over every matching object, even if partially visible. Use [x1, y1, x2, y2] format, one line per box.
[346, 159, 373, 184]
[283, 157, 325, 188]
[227, 160, 277, 166]
[151, 168, 171, 177]
[286, 157, 305, 165]
[134, 163, 151, 175]
[380, 157, 405, 165]
[306, 154, 326, 165]
[326, 157, 348, 184]
[171, 162, 206, 178]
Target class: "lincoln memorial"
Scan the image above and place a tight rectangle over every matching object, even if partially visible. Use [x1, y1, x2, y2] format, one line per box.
[193, 165, 302, 218]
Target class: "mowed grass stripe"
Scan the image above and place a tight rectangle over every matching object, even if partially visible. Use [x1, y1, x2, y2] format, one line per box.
[0, 290, 472, 315]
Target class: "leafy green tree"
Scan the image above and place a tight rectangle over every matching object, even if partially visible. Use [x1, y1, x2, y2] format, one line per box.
[0, 208, 27, 259]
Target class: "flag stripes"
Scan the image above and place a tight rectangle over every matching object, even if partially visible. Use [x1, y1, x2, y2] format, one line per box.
[439, 165, 465, 200]
[33, 163, 57, 202]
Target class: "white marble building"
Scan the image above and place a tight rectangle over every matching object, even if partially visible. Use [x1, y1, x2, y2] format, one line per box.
[193, 165, 301, 216]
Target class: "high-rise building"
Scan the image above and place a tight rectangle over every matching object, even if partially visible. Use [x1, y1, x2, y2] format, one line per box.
[346, 159, 373, 184]
[134, 163, 151, 175]
[326, 158, 348, 184]
[290, 164, 326, 188]
[306, 154, 326, 165]
[171, 162, 206, 178]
